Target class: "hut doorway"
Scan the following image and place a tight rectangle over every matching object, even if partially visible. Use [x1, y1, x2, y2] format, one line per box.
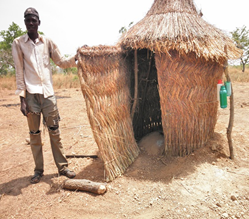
[128, 49, 163, 141]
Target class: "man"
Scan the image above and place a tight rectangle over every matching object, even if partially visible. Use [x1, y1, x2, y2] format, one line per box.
[12, 7, 77, 183]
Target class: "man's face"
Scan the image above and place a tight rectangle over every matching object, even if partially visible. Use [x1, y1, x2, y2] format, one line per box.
[24, 15, 40, 34]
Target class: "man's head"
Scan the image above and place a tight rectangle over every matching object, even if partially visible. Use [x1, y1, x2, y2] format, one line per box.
[24, 7, 40, 35]
[24, 7, 39, 19]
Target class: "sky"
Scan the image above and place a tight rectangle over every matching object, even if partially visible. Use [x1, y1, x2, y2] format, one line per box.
[0, 0, 248, 56]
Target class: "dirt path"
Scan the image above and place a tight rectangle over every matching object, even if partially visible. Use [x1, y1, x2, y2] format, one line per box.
[0, 83, 248, 219]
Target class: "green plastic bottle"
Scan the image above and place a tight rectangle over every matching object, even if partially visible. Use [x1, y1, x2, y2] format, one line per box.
[220, 85, 227, 108]
[225, 81, 231, 96]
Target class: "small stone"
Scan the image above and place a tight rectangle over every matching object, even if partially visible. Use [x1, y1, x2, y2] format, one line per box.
[134, 195, 139, 201]
[216, 203, 222, 207]
[231, 195, 237, 201]
[221, 213, 229, 218]
[25, 138, 30, 144]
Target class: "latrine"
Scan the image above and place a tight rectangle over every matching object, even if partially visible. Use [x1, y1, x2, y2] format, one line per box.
[77, 0, 241, 181]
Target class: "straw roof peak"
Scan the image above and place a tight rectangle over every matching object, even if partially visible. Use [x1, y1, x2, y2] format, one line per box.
[119, 0, 242, 62]
[147, 0, 197, 15]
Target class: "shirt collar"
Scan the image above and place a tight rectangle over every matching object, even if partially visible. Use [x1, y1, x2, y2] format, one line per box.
[24, 33, 44, 43]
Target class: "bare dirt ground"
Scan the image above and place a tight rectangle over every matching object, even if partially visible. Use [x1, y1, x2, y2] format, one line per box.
[0, 82, 248, 219]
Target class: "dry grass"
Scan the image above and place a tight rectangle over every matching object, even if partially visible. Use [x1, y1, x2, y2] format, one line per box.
[0, 66, 248, 91]
[228, 66, 249, 82]
[0, 73, 80, 90]
[52, 73, 80, 89]
[0, 76, 16, 90]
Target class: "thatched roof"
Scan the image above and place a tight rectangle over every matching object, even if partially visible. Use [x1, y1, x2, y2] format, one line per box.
[119, 0, 242, 62]
[77, 45, 122, 58]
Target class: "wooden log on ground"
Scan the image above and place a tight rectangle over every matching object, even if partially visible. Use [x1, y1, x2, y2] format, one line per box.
[63, 179, 107, 195]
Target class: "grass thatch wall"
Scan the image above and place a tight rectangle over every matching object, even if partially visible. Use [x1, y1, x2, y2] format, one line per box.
[77, 46, 139, 182]
[155, 50, 224, 156]
[76, 44, 225, 180]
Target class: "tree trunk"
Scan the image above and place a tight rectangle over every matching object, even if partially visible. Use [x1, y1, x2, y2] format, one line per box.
[223, 59, 235, 160]
[242, 63, 245, 72]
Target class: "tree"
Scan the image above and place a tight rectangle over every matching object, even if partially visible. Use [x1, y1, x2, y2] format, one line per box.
[0, 22, 26, 75]
[231, 26, 249, 72]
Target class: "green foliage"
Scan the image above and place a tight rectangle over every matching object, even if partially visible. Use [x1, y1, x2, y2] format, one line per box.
[0, 22, 25, 50]
[63, 67, 77, 75]
[119, 22, 134, 34]
[62, 54, 77, 74]
[73, 75, 78, 81]
[0, 22, 26, 75]
[231, 26, 249, 72]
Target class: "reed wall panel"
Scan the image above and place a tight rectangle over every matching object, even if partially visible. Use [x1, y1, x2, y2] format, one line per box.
[77, 46, 139, 181]
[155, 50, 224, 156]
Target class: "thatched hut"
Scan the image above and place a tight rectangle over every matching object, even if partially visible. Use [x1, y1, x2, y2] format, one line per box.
[77, 0, 241, 181]
[119, 0, 241, 156]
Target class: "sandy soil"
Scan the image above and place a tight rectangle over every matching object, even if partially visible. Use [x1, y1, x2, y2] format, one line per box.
[0, 82, 248, 219]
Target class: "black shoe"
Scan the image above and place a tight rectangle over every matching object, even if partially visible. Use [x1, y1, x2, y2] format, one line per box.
[59, 168, 76, 179]
[30, 171, 43, 184]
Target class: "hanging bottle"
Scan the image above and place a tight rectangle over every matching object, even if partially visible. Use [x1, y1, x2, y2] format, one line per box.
[220, 85, 227, 108]
[217, 79, 223, 101]
[225, 81, 231, 96]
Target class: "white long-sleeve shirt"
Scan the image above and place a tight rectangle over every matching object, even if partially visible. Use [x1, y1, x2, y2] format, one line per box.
[12, 34, 77, 98]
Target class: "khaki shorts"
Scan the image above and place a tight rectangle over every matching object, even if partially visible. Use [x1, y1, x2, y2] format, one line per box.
[26, 92, 60, 132]
[26, 92, 58, 118]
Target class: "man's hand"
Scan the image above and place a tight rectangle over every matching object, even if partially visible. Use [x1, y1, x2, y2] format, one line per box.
[20, 96, 29, 116]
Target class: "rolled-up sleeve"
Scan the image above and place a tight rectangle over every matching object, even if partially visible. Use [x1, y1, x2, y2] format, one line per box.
[12, 39, 26, 97]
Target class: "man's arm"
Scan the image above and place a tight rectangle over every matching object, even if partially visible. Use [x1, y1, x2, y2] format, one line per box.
[12, 39, 26, 97]
[48, 39, 77, 69]
[12, 39, 29, 116]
